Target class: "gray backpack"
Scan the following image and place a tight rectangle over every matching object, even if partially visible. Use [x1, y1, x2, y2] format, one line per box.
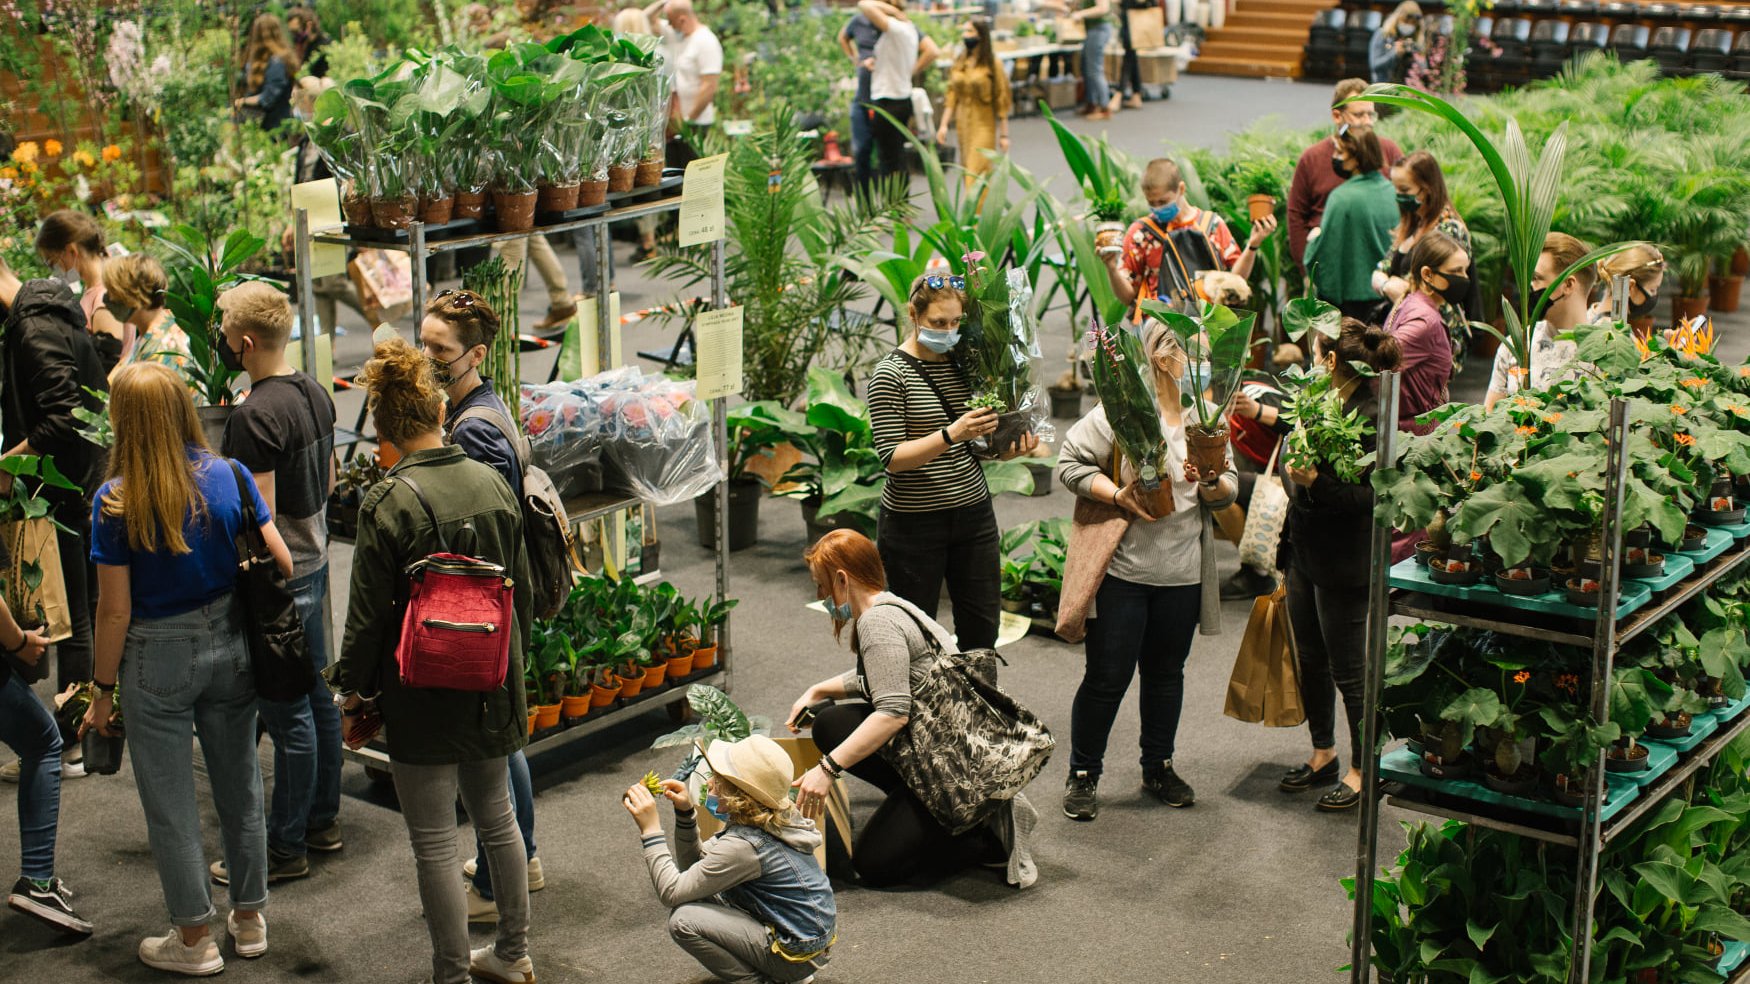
[448, 405, 579, 621]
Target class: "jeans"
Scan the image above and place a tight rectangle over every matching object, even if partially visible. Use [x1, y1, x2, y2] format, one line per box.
[1286, 562, 1368, 767]
[50, 489, 93, 690]
[876, 499, 1001, 651]
[1082, 22, 1114, 111]
[257, 566, 341, 857]
[123, 595, 268, 925]
[669, 902, 828, 984]
[392, 757, 528, 984]
[868, 97, 913, 188]
[1069, 576, 1201, 777]
[0, 672, 62, 879]
[849, 90, 874, 185]
[812, 702, 993, 887]
[471, 749, 536, 901]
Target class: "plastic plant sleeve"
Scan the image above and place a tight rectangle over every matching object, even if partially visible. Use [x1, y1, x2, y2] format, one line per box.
[963, 266, 1055, 456]
[521, 368, 724, 505]
[1085, 317, 1169, 487]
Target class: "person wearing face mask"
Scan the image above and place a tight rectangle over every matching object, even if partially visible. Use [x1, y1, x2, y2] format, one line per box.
[787, 529, 1040, 888]
[625, 733, 836, 983]
[285, 7, 330, 79]
[416, 290, 546, 925]
[1055, 321, 1238, 822]
[1370, 151, 1477, 365]
[935, 18, 1011, 186]
[1303, 124, 1400, 322]
[1591, 244, 1667, 336]
[1368, 1, 1423, 84]
[1287, 79, 1404, 268]
[1106, 158, 1274, 322]
[865, 275, 1037, 654]
[1382, 231, 1464, 431]
[1276, 318, 1402, 812]
[1485, 232, 1599, 412]
[104, 254, 194, 378]
[35, 210, 124, 370]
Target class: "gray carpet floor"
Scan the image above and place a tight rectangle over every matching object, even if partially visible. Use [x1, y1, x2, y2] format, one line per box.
[5, 73, 1744, 984]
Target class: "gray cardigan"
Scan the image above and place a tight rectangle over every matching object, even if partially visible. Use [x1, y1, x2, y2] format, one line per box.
[1058, 405, 1237, 635]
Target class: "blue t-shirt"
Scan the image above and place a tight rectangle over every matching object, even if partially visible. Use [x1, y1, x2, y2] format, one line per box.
[91, 450, 272, 619]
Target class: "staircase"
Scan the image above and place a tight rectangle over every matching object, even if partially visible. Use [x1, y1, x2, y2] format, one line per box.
[1187, 0, 1338, 79]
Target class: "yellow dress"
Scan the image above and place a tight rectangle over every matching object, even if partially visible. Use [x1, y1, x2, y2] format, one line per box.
[946, 58, 1012, 180]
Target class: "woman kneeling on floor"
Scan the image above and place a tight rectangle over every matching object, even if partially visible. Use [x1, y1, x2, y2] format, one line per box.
[625, 734, 835, 984]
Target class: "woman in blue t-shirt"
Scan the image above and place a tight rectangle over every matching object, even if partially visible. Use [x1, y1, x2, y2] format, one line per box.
[81, 362, 292, 976]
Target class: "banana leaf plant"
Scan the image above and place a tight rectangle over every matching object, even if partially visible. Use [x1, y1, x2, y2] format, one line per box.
[1040, 104, 1141, 222]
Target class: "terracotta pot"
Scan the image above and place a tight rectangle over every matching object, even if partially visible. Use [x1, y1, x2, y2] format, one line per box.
[537, 182, 581, 213]
[419, 195, 455, 225]
[561, 694, 591, 721]
[527, 711, 537, 736]
[607, 164, 636, 192]
[453, 190, 487, 220]
[579, 179, 609, 206]
[371, 195, 417, 230]
[534, 703, 562, 730]
[1733, 245, 1749, 277]
[342, 192, 375, 228]
[641, 661, 669, 688]
[590, 677, 623, 708]
[1675, 294, 1709, 322]
[635, 158, 664, 187]
[666, 652, 696, 678]
[619, 671, 646, 699]
[692, 644, 718, 670]
[492, 189, 539, 232]
[1141, 484, 1176, 517]
[1245, 193, 1276, 222]
[1185, 424, 1231, 479]
[1709, 274, 1743, 313]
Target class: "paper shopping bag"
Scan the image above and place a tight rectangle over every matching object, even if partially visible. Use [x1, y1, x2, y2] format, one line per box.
[1223, 585, 1304, 727]
[1127, 7, 1166, 49]
[1056, 16, 1087, 43]
[2, 518, 72, 644]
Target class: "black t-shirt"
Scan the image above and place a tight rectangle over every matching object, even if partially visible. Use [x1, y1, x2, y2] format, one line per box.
[221, 371, 336, 577]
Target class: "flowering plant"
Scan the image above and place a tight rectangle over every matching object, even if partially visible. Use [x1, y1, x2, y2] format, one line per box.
[1085, 318, 1170, 486]
[954, 247, 1053, 455]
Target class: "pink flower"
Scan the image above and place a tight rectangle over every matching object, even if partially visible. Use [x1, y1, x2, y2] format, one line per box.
[962, 250, 986, 264]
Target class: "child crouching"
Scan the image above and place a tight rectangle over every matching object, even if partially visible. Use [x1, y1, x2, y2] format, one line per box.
[623, 734, 836, 984]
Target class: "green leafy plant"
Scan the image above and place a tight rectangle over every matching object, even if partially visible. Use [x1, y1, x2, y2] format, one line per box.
[1280, 374, 1376, 484]
[0, 454, 82, 632]
[1041, 105, 1141, 223]
[651, 684, 772, 751]
[1085, 319, 1169, 486]
[1139, 299, 1257, 434]
[154, 225, 269, 408]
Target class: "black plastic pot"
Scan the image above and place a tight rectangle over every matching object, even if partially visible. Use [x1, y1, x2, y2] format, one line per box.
[1428, 559, 1480, 585]
[1698, 504, 1747, 526]
[1049, 387, 1084, 420]
[1606, 744, 1651, 773]
[1565, 579, 1603, 607]
[1419, 750, 1472, 780]
[1483, 766, 1538, 796]
[1495, 568, 1552, 596]
[694, 479, 762, 552]
[800, 497, 858, 544]
[1677, 525, 1708, 553]
[197, 404, 232, 452]
[1025, 460, 1054, 497]
[81, 729, 125, 776]
[1001, 596, 1030, 615]
[1624, 525, 1653, 549]
[974, 411, 1033, 460]
[1622, 554, 1665, 579]
[1646, 714, 1692, 740]
[1550, 773, 1591, 807]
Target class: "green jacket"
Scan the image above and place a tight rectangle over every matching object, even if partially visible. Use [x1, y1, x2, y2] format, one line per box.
[335, 445, 532, 765]
[1305, 171, 1399, 304]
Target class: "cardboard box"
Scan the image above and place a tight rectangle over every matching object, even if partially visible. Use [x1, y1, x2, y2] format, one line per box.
[1055, 16, 1086, 43]
[1045, 77, 1079, 110]
[1138, 51, 1177, 85]
[691, 736, 853, 871]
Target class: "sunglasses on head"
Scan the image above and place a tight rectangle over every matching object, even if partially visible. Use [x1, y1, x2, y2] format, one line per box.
[913, 275, 966, 296]
[436, 288, 478, 307]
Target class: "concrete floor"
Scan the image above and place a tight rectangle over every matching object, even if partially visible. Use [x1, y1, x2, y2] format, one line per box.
[6, 73, 1745, 984]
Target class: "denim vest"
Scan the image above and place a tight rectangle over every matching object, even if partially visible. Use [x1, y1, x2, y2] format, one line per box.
[719, 824, 837, 959]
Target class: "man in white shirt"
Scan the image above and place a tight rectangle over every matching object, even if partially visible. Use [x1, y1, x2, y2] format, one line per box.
[647, 0, 722, 167]
[858, 0, 921, 186]
[1485, 232, 1596, 411]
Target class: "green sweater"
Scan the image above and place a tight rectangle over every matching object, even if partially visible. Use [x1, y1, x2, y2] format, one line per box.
[1305, 171, 1399, 304]
[335, 445, 532, 765]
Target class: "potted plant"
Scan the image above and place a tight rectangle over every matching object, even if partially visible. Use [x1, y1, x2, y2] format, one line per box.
[1047, 342, 1085, 420]
[155, 224, 268, 443]
[1538, 701, 1619, 807]
[664, 599, 700, 678]
[1085, 317, 1173, 516]
[1042, 105, 1140, 252]
[306, 85, 372, 227]
[696, 397, 811, 552]
[404, 50, 490, 225]
[1140, 299, 1256, 479]
[693, 598, 736, 672]
[954, 247, 1049, 459]
[484, 42, 553, 232]
[342, 65, 422, 229]
[776, 368, 889, 540]
[1232, 153, 1283, 224]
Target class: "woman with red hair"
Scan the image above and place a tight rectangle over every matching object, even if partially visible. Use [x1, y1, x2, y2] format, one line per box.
[785, 530, 1038, 890]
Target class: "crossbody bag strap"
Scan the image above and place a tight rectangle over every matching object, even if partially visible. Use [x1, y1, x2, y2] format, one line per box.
[227, 460, 270, 558]
[393, 472, 452, 555]
[450, 404, 533, 472]
[890, 350, 971, 458]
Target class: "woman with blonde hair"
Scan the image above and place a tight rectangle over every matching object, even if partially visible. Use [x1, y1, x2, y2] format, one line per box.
[331, 336, 535, 984]
[102, 254, 192, 375]
[235, 14, 296, 133]
[81, 361, 291, 975]
[1370, 1, 1423, 83]
[1591, 243, 1666, 330]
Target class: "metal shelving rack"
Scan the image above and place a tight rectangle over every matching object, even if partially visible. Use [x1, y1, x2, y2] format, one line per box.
[292, 192, 737, 771]
[1350, 374, 1750, 984]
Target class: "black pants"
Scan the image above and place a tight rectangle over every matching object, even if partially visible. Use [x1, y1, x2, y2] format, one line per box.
[1285, 562, 1368, 767]
[49, 487, 93, 690]
[1069, 576, 1200, 777]
[812, 702, 993, 887]
[876, 500, 1000, 651]
[1117, 15, 1142, 97]
[864, 97, 913, 189]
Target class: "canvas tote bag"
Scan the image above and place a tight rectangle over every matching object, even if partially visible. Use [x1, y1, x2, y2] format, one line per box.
[1238, 439, 1288, 571]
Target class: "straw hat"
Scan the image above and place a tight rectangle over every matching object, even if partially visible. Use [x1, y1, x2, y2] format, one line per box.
[696, 734, 795, 811]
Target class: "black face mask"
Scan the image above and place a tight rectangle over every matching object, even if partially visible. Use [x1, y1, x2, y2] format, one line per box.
[1628, 289, 1658, 318]
[1332, 156, 1352, 180]
[217, 338, 247, 373]
[1532, 282, 1565, 319]
[964, 35, 980, 49]
[1395, 192, 1420, 210]
[1437, 272, 1471, 307]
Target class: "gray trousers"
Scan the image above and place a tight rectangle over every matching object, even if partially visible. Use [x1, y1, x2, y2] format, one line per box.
[669, 902, 828, 984]
[392, 758, 530, 984]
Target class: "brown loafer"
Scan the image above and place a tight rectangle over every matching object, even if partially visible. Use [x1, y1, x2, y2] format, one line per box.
[533, 302, 578, 331]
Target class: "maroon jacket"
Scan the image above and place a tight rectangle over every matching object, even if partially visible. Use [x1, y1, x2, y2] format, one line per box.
[1382, 291, 1453, 434]
[1287, 134, 1405, 266]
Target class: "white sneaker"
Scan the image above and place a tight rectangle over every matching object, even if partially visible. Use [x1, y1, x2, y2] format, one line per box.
[227, 911, 267, 958]
[469, 945, 536, 984]
[60, 758, 86, 779]
[463, 855, 544, 892]
[465, 882, 499, 924]
[138, 928, 224, 976]
[0, 756, 83, 781]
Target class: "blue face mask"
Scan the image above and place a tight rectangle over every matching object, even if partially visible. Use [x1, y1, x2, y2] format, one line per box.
[827, 597, 853, 621]
[917, 328, 960, 354]
[1178, 360, 1210, 395]
[703, 792, 730, 822]
[1151, 201, 1181, 227]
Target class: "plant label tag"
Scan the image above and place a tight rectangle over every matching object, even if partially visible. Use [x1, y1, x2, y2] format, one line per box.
[679, 153, 729, 247]
[694, 306, 744, 401]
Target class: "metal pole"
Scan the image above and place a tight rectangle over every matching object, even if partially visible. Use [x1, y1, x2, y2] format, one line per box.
[410, 222, 428, 344]
[1351, 370, 1401, 984]
[594, 224, 621, 572]
[711, 238, 732, 690]
[294, 208, 319, 383]
[1571, 398, 1630, 984]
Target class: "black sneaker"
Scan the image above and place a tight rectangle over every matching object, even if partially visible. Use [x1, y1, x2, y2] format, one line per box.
[6, 876, 93, 935]
[1220, 567, 1277, 601]
[1142, 760, 1196, 808]
[1062, 770, 1099, 821]
[211, 850, 309, 886]
[306, 821, 343, 854]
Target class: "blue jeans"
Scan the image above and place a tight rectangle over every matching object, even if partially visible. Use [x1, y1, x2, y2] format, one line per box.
[257, 566, 341, 857]
[0, 672, 62, 880]
[124, 595, 268, 925]
[471, 749, 536, 900]
[1082, 22, 1114, 111]
[850, 90, 874, 187]
[1070, 576, 1201, 777]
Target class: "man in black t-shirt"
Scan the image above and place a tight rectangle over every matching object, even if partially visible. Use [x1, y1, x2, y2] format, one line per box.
[214, 283, 341, 882]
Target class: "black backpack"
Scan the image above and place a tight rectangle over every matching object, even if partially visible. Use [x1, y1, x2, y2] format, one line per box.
[447, 405, 579, 621]
[1139, 212, 1225, 317]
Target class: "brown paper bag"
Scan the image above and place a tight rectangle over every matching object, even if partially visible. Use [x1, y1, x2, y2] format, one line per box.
[1056, 16, 1087, 43]
[693, 736, 852, 870]
[1127, 7, 1167, 50]
[2, 518, 72, 644]
[1223, 585, 1305, 727]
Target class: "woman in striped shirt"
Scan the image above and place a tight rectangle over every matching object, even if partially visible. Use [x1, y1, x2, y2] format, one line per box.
[865, 274, 1037, 651]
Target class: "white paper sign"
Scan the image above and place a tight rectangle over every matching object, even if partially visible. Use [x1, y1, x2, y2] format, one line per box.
[678, 153, 728, 247]
[694, 306, 743, 401]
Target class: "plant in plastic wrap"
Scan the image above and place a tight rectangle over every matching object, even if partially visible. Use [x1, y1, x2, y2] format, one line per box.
[523, 379, 608, 499]
[484, 42, 553, 195]
[401, 49, 491, 219]
[1085, 317, 1170, 491]
[305, 85, 370, 226]
[343, 64, 423, 227]
[956, 251, 1054, 459]
[599, 375, 723, 505]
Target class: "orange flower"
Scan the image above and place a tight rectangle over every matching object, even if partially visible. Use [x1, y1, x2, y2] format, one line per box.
[1469, 470, 1483, 482]
[9, 141, 38, 165]
[1544, 412, 1564, 424]
[1682, 377, 1709, 389]
[1514, 671, 1531, 684]
[1673, 433, 1696, 447]
[1671, 405, 1688, 415]
[71, 150, 95, 168]
[1516, 425, 1537, 436]
[1556, 673, 1580, 693]
[1728, 404, 1749, 417]
[1741, 367, 1750, 378]
[1512, 395, 1537, 408]
[1509, 366, 1529, 379]
[42, 139, 61, 157]
[101, 144, 122, 163]
[0, 167, 15, 181]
